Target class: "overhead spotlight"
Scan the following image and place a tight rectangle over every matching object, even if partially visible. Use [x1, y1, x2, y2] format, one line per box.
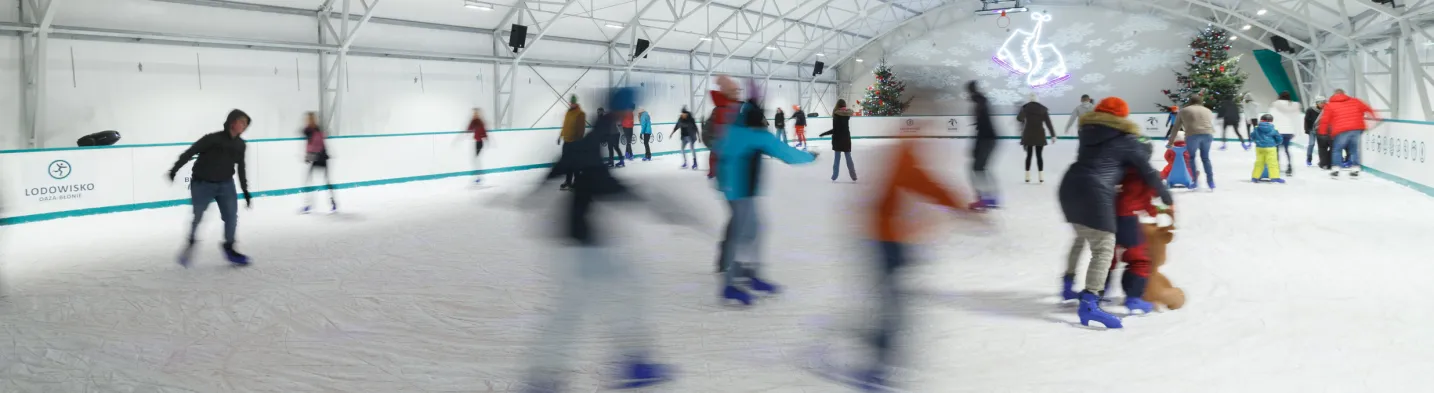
[766, 46, 776, 50]
[699, 36, 712, 41]
[464, 0, 493, 10]
[605, 23, 625, 29]
[855, 58, 864, 62]
[1257, 9, 1267, 15]
[816, 53, 825, 57]
[1230, 36, 1238, 41]
[1241, 24, 1251, 30]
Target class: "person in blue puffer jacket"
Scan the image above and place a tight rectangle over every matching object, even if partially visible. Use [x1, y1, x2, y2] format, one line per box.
[715, 83, 820, 307]
[1250, 114, 1285, 183]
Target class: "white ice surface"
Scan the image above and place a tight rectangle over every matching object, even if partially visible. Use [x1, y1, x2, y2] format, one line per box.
[1, 140, 1432, 393]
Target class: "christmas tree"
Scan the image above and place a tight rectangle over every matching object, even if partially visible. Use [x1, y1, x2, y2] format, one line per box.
[861, 62, 909, 116]
[1158, 25, 1248, 114]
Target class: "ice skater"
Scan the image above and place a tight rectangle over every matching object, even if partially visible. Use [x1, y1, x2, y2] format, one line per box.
[773, 107, 787, 144]
[621, 108, 636, 160]
[519, 87, 695, 392]
[466, 108, 490, 183]
[1216, 96, 1248, 150]
[1318, 89, 1379, 178]
[169, 109, 255, 267]
[1243, 93, 1262, 137]
[637, 108, 653, 161]
[1250, 115, 1285, 183]
[1063, 94, 1096, 134]
[819, 99, 856, 182]
[1268, 92, 1303, 176]
[301, 112, 337, 213]
[793, 105, 808, 149]
[967, 81, 1001, 207]
[558, 95, 586, 190]
[1104, 159, 1164, 313]
[670, 108, 699, 169]
[715, 81, 819, 306]
[1170, 96, 1217, 190]
[1058, 97, 1174, 329]
[706, 76, 741, 179]
[1305, 96, 1326, 168]
[1017, 93, 1057, 183]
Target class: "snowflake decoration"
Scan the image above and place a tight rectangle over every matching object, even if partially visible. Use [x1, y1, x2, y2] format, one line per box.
[1065, 51, 1093, 70]
[1116, 14, 1171, 39]
[937, 93, 958, 102]
[1005, 74, 1027, 89]
[1080, 73, 1107, 83]
[1108, 41, 1138, 54]
[1085, 39, 1107, 48]
[1114, 48, 1183, 75]
[942, 59, 964, 68]
[961, 31, 1001, 51]
[1093, 84, 1114, 92]
[1049, 22, 1096, 46]
[987, 89, 1024, 106]
[947, 46, 971, 57]
[1044, 83, 1074, 97]
[972, 62, 1006, 78]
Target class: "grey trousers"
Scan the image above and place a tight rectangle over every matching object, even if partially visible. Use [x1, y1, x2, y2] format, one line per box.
[1065, 224, 1117, 293]
[529, 245, 654, 373]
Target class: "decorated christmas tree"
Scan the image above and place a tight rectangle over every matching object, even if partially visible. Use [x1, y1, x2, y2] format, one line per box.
[1158, 25, 1248, 114]
[861, 62, 909, 116]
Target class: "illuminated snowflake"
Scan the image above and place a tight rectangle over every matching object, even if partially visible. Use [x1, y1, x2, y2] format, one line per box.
[1049, 22, 1096, 46]
[1108, 40, 1138, 54]
[1114, 48, 1183, 75]
[943, 59, 964, 68]
[1043, 83, 1074, 97]
[1093, 83, 1114, 92]
[1005, 74, 1027, 89]
[962, 31, 1001, 51]
[1080, 73, 1107, 83]
[947, 46, 971, 57]
[987, 89, 1024, 106]
[1085, 39, 1107, 48]
[973, 62, 1006, 78]
[1116, 14, 1172, 39]
[1065, 51, 1093, 70]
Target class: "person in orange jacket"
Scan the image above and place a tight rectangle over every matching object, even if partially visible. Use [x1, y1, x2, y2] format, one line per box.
[1316, 89, 1380, 178]
[822, 122, 986, 391]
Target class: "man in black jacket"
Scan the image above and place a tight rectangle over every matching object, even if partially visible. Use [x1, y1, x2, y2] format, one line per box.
[792, 105, 808, 148]
[1057, 97, 1173, 329]
[968, 81, 1000, 207]
[1305, 96, 1326, 168]
[169, 109, 254, 267]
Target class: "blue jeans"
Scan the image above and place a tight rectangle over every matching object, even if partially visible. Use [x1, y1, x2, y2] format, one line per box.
[1280, 134, 1295, 170]
[721, 198, 762, 287]
[1186, 134, 1214, 186]
[831, 151, 856, 181]
[190, 180, 238, 244]
[1332, 130, 1363, 168]
[530, 245, 652, 374]
[1307, 133, 1317, 163]
[871, 241, 908, 368]
[681, 136, 697, 164]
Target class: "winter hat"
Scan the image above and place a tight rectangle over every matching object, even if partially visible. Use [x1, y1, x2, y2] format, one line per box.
[1094, 97, 1130, 117]
[570, 95, 578, 104]
[1315, 95, 1327, 102]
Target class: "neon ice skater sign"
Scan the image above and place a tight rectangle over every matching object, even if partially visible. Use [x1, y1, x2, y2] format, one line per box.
[993, 12, 1071, 88]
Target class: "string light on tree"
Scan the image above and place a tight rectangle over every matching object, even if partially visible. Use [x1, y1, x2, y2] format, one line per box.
[861, 61, 911, 116]
[1157, 26, 1247, 113]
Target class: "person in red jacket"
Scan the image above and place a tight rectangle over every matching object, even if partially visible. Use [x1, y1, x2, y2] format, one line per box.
[621, 110, 636, 160]
[1110, 159, 1162, 314]
[1317, 89, 1379, 178]
[707, 76, 740, 179]
[466, 108, 489, 183]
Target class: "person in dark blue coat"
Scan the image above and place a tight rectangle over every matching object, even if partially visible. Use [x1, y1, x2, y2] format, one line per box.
[1057, 97, 1174, 329]
[967, 81, 1001, 207]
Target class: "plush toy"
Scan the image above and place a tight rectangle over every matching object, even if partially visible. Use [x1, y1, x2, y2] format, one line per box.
[1142, 223, 1185, 310]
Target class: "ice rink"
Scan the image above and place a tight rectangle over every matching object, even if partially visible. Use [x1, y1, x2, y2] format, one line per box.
[1, 139, 1431, 393]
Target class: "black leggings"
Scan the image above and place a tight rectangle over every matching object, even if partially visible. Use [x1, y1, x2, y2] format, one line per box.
[1222, 121, 1246, 144]
[641, 134, 652, 159]
[1024, 145, 1045, 171]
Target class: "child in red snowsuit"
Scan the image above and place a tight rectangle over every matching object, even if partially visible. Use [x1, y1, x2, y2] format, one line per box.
[1112, 165, 1160, 313]
[1162, 139, 1189, 179]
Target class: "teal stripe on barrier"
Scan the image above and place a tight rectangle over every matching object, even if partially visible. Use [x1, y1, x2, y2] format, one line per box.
[0, 146, 709, 226]
[1286, 141, 1434, 198]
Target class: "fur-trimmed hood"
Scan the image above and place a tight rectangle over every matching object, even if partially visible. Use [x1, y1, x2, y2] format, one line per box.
[1079, 111, 1140, 134]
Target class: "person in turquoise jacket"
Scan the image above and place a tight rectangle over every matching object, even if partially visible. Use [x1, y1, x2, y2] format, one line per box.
[1250, 114, 1285, 183]
[638, 108, 654, 161]
[716, 93, 819, 307]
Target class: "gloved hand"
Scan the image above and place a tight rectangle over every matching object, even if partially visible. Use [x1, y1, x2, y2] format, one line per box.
[167, 171, 177, 182]
[244, 192, 253, 208]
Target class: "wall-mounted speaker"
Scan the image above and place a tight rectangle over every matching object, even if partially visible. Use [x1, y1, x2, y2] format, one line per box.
[509, 24, 528, 52]
[633, 39, 650, 59]
[1270, 36, 1295, 54]
[813, 61, 825, 76]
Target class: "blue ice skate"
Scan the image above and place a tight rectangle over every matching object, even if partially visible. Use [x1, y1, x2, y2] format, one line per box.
[613, 360, 674, 389]
[301, 205, 312, 214]
[1124, 297, 1154, 314]
[723, 285, 753, 306]
[1121, 274, 1153, 314]
[223, 244, 250, 266]
[748, 276, 780, 295]
[1077, 291, 1122, 328]
[1061, 274, 1079, 301]
[178, 242, 195, 268]
[1272, 178, 1286, 184]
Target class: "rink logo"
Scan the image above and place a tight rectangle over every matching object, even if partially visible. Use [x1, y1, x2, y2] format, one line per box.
[946, 118, 960, 132]
[48, 160, 71, 180]
[1366, 134, 1427, 163]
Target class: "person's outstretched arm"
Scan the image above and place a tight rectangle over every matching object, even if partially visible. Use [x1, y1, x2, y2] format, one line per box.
[819, 129, 834, 137]
[1064, 109, 1081, 133]
[755, 131, 818, 164]
[237, 143, 252, 207]
[169, 134, 213, 180]
[1043, 113, 1056, 141]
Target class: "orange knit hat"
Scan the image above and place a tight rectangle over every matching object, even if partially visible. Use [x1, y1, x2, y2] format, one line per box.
[1095, 97, 1130, 117]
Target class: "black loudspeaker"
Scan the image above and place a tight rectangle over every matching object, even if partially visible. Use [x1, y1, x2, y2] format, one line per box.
[813, 61, 825, 76]
[77, 130, 121, 147]
[633, 39, 650, 59]
[509, 24, 528, 51]
[1270, 36, 1295, 54]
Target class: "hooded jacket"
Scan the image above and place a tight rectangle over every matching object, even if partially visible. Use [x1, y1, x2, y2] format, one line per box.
[170, 109, 251, 194]
[1251, 122, 1283, 148]
[793, 109, 807, 127]
[1017, 101, 1056, 146]
[717, 102, 817, 200]
[820, 107, 854, 152]
[560, 106, 586, 143]
[1064, 101, 1096, 133]
[674, 110, 698, 137]
[639, 111, 652, 134]
[1304, 106, 1322, 134]
[1317, 93, 1377, 136]
[1217, 98, 1242, 123]
[970, 92, 997, 140]
[1267, 99, 1303, 136]
[1059, 111, 1173, 233]
[774, 111, 785, 129]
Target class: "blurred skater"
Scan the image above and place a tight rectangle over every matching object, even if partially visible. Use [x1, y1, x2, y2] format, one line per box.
[967, 81, 1001, 207]
[558, 95, 586, 190]
[1268, 92, 1302, 176]
[301, 112, 337, 213]
[820, 99, 856, 182]
[638, 108, 653, 161]
[715, 81, 819, 305]
[1217, 96, 1248, 151]
[774, 107, 787, 144]
[1017, 93, 1057, 183]
[1243, 93, 1262, 138]
[622, 108, 636, 160]
[1318, 89, 1379, 178]
[1058, 97, 1173, 329]
[706, 76, 741, 179]
[169, 109, 255, 267]
[520, 87, 694, 392]
[1064, 95, 1096, 134]
[793, 105, 809, 149]
[1305, 96, 1326, 168]
[466, 108, 490, 183]
[1170, 96, 1217, 190]
[670, 108, 699, 169]
[1104, 157, 1165, 314]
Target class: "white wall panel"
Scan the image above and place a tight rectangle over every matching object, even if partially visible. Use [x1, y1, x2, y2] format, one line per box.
[0, 36, 22, 149]
[53, 0, 315, 44]
[511, 65, 609, 129]
[342, 56, 489, 135]
[352, 24, 497, 57]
